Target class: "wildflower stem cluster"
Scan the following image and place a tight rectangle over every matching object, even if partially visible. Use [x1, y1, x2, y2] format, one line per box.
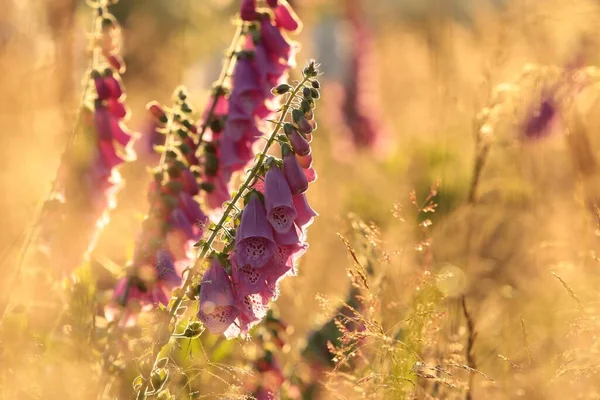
[135, 74, 312, 399]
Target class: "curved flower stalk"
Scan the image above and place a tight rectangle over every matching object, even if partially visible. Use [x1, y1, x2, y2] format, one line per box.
[105, 89, 208, 326]
[37, 0, 136, 274]
[208, 0, 302, 206]
[133, 62, 320, 400]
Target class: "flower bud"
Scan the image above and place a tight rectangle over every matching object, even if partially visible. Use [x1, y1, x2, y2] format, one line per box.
[204, 153, 220, 176]
[284, 124, 311, 156]
[147, 101, 168, 124]
[272, 83, 292, 95]
[310, 87, 320, 99]
[300, 100, 312, 115]
[107, 54, 126, 73]
[240, 0, 258, 21]
[311, 80, 320, 89]
[303, 60, 319, 78]
[302, 87, 312, 98]
[292, 109, 313, 134]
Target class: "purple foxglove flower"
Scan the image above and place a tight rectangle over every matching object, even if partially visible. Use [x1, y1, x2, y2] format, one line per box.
[259, 17, 292, 60]
[264, 165, 297, 233]
[108, 98, 128, 119]
[104, 74, 123, 99]
[240, 0, 258, 21]
[266, 0, 278, 6]
[94, 76, 111, 100]
[98, 140, 126, 169]
[262, 244, 307, 299]
[203, 94, 229, 120]
[296, 153, 312, 169]
[224, 116, 254, 142]
[273, 222, 303, 246]
[274, 1, 302, 33]
[177, 168, 200, 196]
[178, 192, 208, 227]
[235, 292, 268, 322]
[155, 248, 181, 287]
[110, 118, 133, 146]
[231, 256, 268, 297]
[168, 208, 196, 241]
[282, 148, 308, 195]
[220, 134, 250, 170]
[94, 104, 113, 141]
[303, 166, 317, 183]
[235, 192, 277, 268]
[292, 193, 317, 229]
[285, 125, 311, 156]
[254, 43, 289, 86]
[198, 259, 240, 334]
[232, 57, 263, 96]
[295, 114, 313, 134]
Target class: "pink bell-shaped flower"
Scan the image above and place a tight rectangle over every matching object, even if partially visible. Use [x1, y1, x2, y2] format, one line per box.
[197, 258, 239, 334]
[264, 165, 297, 233]
[235, 192, 277, 268]
[282, 146, 308, 195]
[292, 193, 317, 229]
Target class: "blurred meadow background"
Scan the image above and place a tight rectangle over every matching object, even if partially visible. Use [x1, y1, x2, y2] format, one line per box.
[3, 0, 600, 398]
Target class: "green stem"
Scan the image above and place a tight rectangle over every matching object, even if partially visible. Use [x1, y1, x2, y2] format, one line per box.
[135, 76, 310, 400]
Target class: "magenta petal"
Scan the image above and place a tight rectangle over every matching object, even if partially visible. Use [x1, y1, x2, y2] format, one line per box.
[236, 193, 277, 268]
[296, 153, 312, 169]
[204, 94, 229, 119]
[231, 256, 268, 297]
[254, 43, 289, 84]
[94, 77, 111, 100]
[107, 98, 128, 119]
[236, 292, 267, 322]
[224, 118, 250, 141]
[283, 151, 308, 194]
[94, 106, 112, 141]
[111, 119, 132, 146]
[104, 75, 123, 99]
[155, 249, 182, 287]
[240, 0, 258, 21]
[303, 166, 317, 183]
[232, 57, 262, 95]
[98, 140, 125, 169]
[178, 168, 200, 196]
[199, 258, 236, 307]
[259, 18, 292, 60]
[168, 208, 196, 241]
[220, 135, 246, 169]
[274, 1, 302, 33]
[273, 222, 303, 246]
[264, 165, 297, 233]
[292, 193, 317, 229]
[287, 129, 311, 156]
[178, 192, 208, 227]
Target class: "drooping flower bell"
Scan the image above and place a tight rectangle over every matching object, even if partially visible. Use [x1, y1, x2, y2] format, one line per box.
[235, 191, 277, 269]
[197, 257, 240, 334]
[264, 164, 297, 233]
